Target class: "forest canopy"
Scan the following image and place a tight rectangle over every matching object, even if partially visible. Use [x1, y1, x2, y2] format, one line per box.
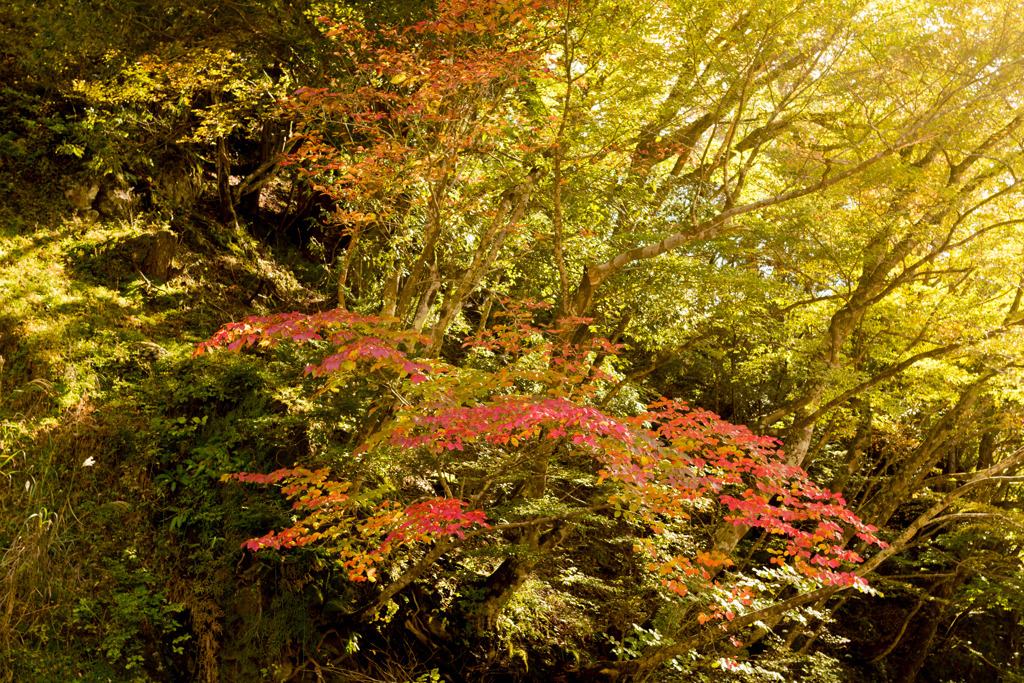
[3, 0, 1024, 681]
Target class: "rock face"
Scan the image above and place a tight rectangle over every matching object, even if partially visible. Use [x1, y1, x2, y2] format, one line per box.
[128, 341, 168, 363]
[65, 180, 100, 212]
[66, 167, 202, 219]
[96, 187, 140, 218]
[126, 230, 177, 281]
[154, 164, 203, 209]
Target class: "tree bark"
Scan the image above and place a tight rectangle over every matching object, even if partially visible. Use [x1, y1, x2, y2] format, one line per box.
[469, 523, 570, 632]
[892, 569, 971, 683]
[427, 167, 544, 351]
[469, 437, 563, 631]
[576, 446, 1024, 681]
[857, 376, 991, 528]
[216, 135, 237, 226]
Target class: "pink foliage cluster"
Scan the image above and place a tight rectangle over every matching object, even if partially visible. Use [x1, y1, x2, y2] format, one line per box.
[193, 310, 431, 383]
[384, 499, 490, 546]
[201, 304, 884, 593]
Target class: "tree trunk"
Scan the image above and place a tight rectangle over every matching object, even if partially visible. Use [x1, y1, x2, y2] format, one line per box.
[469, 438, 562, 632]
[235, 119, 295, 218]
[394, 165, 455, 321]
[893, 601, 943, 683]
[470, 523, 569, 632]
[829, 400, 872, 493]
[216, 136, 237, 226]
[427, 167, 543, 351]
[893, 569, 970, 683]
[857, 376, 990, 528]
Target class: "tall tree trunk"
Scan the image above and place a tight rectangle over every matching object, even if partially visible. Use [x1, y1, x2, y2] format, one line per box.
[469, 522, 570, 632]
[893, 568, 971, 683]
[427, 167, 543, 351]
[394, 162, 455, 321]
[469, 438, 563, 632]
[410, 261, 441, 333]
[216, 136, 237, 226]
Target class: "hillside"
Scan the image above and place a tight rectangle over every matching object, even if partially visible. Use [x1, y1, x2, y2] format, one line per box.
[4, 1, 1024, 682]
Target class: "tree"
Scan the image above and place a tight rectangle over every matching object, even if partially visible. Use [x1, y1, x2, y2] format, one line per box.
[197, 301, 883, 652]
[189, 0, 1024, 677]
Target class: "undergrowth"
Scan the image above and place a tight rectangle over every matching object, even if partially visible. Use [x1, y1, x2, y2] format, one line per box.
[0, 159, 348, 681]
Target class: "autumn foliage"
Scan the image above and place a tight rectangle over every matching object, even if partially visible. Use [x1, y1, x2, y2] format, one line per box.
[8, 0, 1024, 678]
[197, 302, 883, 612]
[281, 0, 553, 225]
